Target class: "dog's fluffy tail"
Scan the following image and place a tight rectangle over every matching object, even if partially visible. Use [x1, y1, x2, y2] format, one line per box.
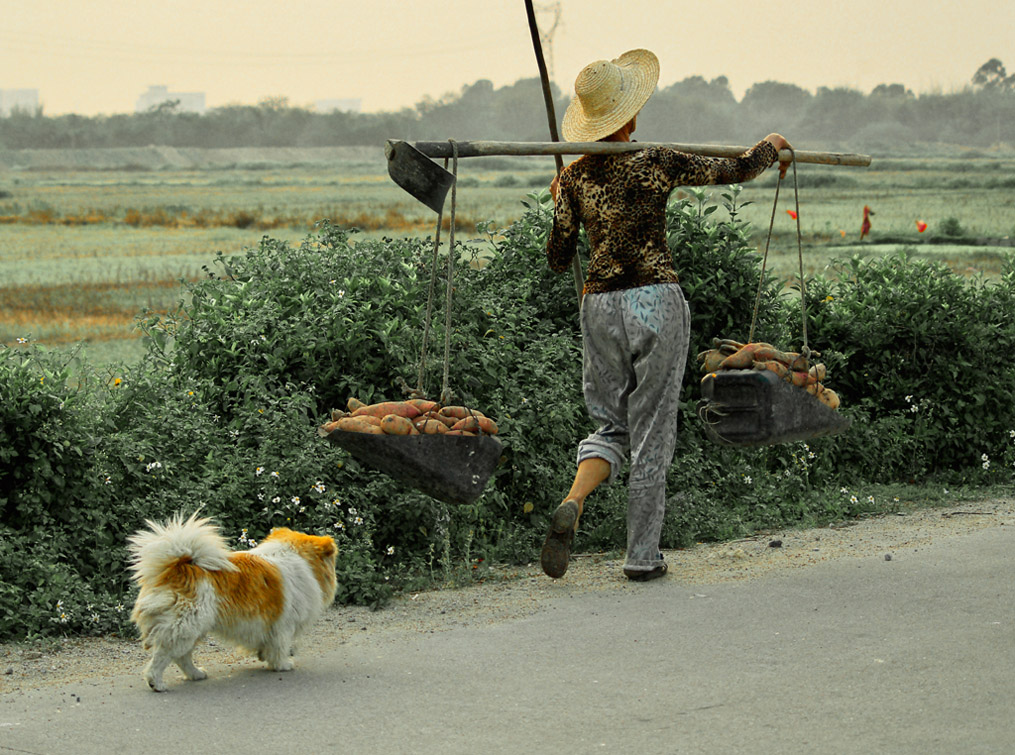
[127, 511, 237, 585]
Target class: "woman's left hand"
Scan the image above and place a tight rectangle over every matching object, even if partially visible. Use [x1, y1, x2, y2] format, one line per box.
[764, 133, 793, 178]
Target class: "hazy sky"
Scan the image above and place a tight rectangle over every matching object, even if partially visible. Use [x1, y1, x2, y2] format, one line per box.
[4, 0, 1012, 116]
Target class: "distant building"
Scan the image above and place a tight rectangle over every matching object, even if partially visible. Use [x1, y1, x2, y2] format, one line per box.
[315, 98, 362, 114]
[0, 88, 40, 115]
[136, 85, 206, 114]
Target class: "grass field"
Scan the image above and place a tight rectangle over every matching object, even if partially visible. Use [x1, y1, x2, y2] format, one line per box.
[2, 146, 1013, 366]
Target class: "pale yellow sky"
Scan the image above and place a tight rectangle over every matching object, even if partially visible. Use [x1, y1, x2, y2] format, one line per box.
[4, 0, 1012, 116]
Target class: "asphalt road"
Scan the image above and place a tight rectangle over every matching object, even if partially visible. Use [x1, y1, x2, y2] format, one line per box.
[2, 522, 1013, 754]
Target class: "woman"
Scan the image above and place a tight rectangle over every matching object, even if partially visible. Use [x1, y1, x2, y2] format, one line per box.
[542, 49, 791, 581]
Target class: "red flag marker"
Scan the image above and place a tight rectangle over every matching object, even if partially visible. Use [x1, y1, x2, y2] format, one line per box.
[786, 210, 798, 220]
[916, 220, 928, 233]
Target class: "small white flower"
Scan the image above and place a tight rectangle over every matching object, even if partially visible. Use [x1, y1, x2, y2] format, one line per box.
[291, 496, 301, 506]
[348, 507, 357, 516]
[386, 546, 395, 555]
[333, 521, 345, 530]
[867, 495, 875, 504]
[910, 405, 919, 413]
[270, 471, 280, 479]
[981, 453, 990, 462]
[312, 481, 326, 494]
[982, 460, 991, 470]
[850, 495, 858, 504]
[256, 466, 265, 476]
[743, 475, 752, 484]
[840, 487, 849, 494]
[104, 475, 112, 485]
[272, 496, 281, 504]
[354, 516, 364, 526]
[905, 395, 913, 403]
[115, 603, 125, 613]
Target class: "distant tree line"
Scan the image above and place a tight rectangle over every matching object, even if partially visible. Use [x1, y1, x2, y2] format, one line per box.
[1, 60, 1012, 152]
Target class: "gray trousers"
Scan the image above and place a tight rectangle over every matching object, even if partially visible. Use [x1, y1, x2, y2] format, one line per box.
[577, 283, 691, 571]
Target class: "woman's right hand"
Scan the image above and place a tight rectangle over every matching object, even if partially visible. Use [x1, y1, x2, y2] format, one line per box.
[764, 133, 793, 178]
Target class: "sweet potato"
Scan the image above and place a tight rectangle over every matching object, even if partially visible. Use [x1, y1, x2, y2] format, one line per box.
[809, 363, 827, 382]
[789, 369, 817, 387]
[335, 416, 384, 434]
[450, 416, 499, 435]
[438, 405, 485, 420]
[697, 349, 726, 373]
[330, 409, 350, 422]
[352, 401, 421, 420]
[414, 416, 449, 434]
[408, 398, 439, 414]
[718, 342, 777, 369]
[347, 397, 367, 412]
[817, 387, 841, 410]
[317, 420, 341, 436]
[381, 414, 416, 435]
[754, 360, 790, 379]
[424, 410, 457, 428]
[712, 337, 745, 354]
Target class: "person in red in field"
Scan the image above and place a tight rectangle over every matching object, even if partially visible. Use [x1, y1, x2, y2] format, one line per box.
[541, 48, 792, 581]
[860, 205, 875, 241]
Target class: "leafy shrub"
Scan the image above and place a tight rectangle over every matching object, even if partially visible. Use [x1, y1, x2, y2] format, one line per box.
[802, 251, 1015, 479]
[6, 186, 1015, 642]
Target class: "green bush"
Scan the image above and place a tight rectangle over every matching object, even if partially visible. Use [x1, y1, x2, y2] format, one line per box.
[802, 251, 1015, 479]
[5, 189, 1015, 642]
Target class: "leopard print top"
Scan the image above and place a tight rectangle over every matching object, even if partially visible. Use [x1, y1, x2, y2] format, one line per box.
[547, 140, 779, 295]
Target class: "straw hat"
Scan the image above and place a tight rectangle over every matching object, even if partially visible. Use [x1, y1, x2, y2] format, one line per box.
[561, 49, 659, 142]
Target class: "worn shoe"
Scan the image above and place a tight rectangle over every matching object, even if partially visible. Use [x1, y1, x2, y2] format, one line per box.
[623, 561, 668, 582]
[540, 500, 579, 579]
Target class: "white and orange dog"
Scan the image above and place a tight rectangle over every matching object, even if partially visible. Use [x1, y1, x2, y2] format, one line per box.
[128, 512, 337, 692]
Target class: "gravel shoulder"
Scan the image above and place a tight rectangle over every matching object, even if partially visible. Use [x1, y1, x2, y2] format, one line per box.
[3, 497, 1011, 694]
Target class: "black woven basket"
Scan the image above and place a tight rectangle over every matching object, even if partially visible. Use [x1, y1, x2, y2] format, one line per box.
[697, 369, 851, 447]
[321, 430, 503, 505]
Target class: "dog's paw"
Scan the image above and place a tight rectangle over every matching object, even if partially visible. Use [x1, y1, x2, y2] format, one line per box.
[270, 658, 295, 672]
[146, 675, 168, 692]
[186, 667, 208, 682]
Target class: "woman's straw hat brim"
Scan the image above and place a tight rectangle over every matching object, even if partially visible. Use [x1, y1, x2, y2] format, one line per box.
[561, 49, 659, 142]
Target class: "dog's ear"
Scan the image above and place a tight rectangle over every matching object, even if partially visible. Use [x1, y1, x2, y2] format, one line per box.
[318, 536, 338, 559]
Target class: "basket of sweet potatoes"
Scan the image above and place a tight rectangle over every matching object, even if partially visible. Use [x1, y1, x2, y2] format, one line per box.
[318, 397, 502, 505]
[696, 338, 851, 447]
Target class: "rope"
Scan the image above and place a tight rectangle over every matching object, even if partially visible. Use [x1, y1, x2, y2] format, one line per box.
[748, 148, 809, 354]
[409, 141, 460, 406]
[440, 140, 459, 405]
[413, 158, 449, 397]
[790, 153, 809, 352]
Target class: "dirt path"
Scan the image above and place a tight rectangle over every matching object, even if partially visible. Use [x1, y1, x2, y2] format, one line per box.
[2, 497, 1011, 694]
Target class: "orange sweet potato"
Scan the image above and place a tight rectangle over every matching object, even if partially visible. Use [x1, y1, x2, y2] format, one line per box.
[450, 416, 499, 435]
[438, 405, 486, 420]
[381, 414, 416, 435]
[347, 397, 367, 412]
[352, 401, 421, 420]
[414, 416, 449, 434]
[754, 360, 790, 379]
[718, 342, 777, 369]
[697, 349, 726, 373]
[335, 416, 384, 434]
